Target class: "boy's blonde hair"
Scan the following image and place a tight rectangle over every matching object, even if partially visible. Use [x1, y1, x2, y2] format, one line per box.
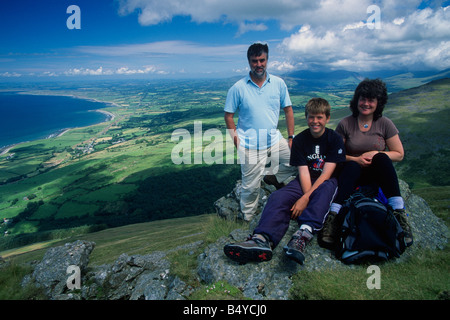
[305, 98, 331, 118]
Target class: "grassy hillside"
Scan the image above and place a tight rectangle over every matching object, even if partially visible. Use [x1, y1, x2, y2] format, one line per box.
[0, 77, 448, 249]
[0, 77, 448, 300]
[0, 79, 352, 248]
[0, 80, 243, 247]
[384, 78, 450, 188]
[1, 213, 448, 300]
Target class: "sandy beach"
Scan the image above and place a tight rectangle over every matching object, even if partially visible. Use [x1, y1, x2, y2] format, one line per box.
[0, 143, 21, 156]
[92, 109, 116, 121]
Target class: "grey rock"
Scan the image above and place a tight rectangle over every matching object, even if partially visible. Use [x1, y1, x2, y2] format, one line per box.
[23, 240, 200, 300]
[214, 180, 276, 220]
[85, 249, 193, 300]
[24, 240, 95, 298]
[199, 179, 449, 300]
[21, 179, 448, 301]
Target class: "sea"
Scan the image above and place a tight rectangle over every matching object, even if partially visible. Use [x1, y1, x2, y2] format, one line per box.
[0, 92, 112, 151]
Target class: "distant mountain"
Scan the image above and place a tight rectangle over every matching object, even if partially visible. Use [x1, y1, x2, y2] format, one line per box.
[283, 68, 450, 93]
[383, 68, 450, 92]
[283, 69, 364, 92]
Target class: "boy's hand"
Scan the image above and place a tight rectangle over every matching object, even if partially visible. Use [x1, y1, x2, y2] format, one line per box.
[290, 196, 309, 219]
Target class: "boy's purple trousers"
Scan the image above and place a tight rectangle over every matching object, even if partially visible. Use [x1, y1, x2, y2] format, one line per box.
[254, 177, 338, 248]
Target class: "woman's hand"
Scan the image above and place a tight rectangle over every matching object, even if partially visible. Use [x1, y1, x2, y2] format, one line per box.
[358, 151, 378, 167]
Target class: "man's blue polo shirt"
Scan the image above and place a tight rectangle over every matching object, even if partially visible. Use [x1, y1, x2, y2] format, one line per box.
[224, 72, 292, 150]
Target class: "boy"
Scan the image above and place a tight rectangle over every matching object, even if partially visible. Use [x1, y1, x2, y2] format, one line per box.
[224, 98, 345, 264]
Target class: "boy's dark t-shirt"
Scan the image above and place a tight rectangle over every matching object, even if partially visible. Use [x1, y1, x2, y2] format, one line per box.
[290, 128, 346, 181]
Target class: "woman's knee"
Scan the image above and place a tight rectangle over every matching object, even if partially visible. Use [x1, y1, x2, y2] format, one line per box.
[372, 152, 392, 164]
[372, 152, 396, 170]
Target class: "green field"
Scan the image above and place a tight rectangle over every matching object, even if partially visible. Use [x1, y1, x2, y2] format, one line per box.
[0, 78, 353, 245]
[0, 78, 448, 243]
[0, 76, 448, 300]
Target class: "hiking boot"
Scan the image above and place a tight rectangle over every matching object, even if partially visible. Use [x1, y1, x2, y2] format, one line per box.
[283, 228, 313, 265]
[393, 209, 414, 247]
[263, 175, 285, 190]
[318, 211, 339, 249]
[224, 234, 272, 263]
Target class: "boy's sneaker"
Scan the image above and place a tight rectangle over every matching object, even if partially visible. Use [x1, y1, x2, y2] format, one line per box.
[393, 209, 414, 247]
[318, 211, 339, 249]
[224, 234, 272, 263]
[283, 228, 313, 265]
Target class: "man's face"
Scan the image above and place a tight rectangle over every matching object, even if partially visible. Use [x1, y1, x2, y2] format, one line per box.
[249, 53, 267, 79]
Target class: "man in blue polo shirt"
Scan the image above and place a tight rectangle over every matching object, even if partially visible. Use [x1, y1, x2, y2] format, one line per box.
[224, 43, 296, 221]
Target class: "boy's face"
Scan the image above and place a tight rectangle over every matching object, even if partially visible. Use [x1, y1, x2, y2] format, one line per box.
[306, 112, 329, 138]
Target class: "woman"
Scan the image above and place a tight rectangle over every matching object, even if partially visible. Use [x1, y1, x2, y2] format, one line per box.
[320, 78, 413, 248]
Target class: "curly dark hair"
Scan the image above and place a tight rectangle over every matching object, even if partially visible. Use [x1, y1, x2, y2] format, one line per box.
[349, 78, 388, 121]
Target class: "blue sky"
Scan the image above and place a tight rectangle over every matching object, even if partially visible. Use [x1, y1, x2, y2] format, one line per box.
[1, 0, 449, 80]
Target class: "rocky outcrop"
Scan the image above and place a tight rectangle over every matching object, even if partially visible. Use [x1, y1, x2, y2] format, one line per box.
[81, 248, 198, 300]
[23, 240, 201, 300]
[22, 240, 95, 298]
[199, 179, 449, 299]
[22, 179, 448, 300]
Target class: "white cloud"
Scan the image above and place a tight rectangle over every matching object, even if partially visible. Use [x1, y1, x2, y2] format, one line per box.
[0, 71, 22, 77]
[116, 66, 170, 75]
[282, 25, 341, 54]
[76, 41, 247, 58]
[64, 67, 111, 76]
[279, 5, 450, 71]
[61, 66, 168, 76]
[116, 0, 449, 71]
[117, 0, 367, 31]
[118, 0, 305, 26]
[62, 65, 168, 77]
[393, 17, 405, 25]
[42, 71, 58, 77]
[269, 60, 297, 72]
[342, 21, 366, 32]
[236, 22, 268, 37]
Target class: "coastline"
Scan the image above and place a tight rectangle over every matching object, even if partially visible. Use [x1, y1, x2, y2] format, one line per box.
[0, 142, 24, 156]
[90, 109, 116, 122]
[0, 92, 117, 156]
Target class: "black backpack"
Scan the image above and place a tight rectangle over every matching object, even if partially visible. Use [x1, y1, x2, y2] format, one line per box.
[336, 192, 406, 264]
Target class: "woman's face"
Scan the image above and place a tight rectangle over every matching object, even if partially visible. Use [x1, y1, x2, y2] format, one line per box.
[357, 96, 378, 117]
